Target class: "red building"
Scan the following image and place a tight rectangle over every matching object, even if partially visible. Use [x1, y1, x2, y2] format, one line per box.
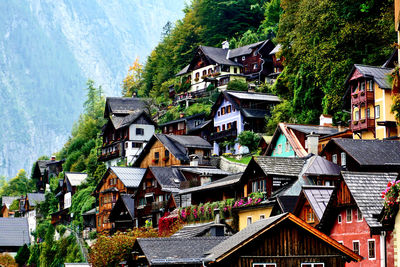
[319, 171, 397, 266]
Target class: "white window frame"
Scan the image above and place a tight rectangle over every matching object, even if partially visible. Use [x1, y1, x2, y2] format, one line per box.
[356, 208, 363, 222]
[300, 263, 325, 267]
[368, 239, 376, 260]
[247, 216, 252, 226]
[332, 154, 337, 164]
[375, 105, 380, 119]
[353, 240, 360, 255]
[341, 152, 346, 167]
[346, 208, 352, 223]
[253, 264, 276, 267]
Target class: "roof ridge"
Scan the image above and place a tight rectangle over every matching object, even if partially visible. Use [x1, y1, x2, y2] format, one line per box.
[354, 63, 393, 70]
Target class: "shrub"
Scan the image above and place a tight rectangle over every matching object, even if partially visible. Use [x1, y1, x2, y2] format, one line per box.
[238, 131, 261, 152]
[0, 253, 17, 267]
[15, 244, 30, 266]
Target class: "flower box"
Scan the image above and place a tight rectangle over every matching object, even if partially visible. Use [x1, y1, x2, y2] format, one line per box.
[162, 157, 169, 161]
[353, 121, 358, 125]
[360, 118, 366, 123]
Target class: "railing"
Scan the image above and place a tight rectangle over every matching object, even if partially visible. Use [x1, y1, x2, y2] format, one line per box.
[174, 89, 214, 103]
[97, 141, 124, 161]
[351, 90, 374, 105]
[351, 118, 375, 132]
[209, 128, 238, 141]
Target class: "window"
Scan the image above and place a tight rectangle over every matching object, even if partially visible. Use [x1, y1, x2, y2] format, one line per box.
[98, 216, 101, 227]
[227, 105, 231, 113]
[366, 108, 370, 119]
[357, 209, 363, 221]
[222, 124, 226, 131]
[195, 72, 199, 79]
[247, 216, 252, 226]
[242, 56, 246, 61]
[301, 264, 324, 267]
[165, 150, 170, 159]
[260, 215, 265, 220]
[253, 264, 276, 267]
[227, 123, 232, 129]
[338, 214, 342, 223]
[341, 152, 346, 167]
[306, 207, 314, 223]
[253, 63, 258, 69]
[221, 107, 226, 115]
[154, 152, 159, 160]
[234, 67, 237, 74]
[178, 122, 185, 130]
[360, 81, 365, 91]
[285, 140, 291, 152]
[132, 142, 142, 148]
[354, 109, 359, 121]
[353, 241, 360, 255]
[202, 70, 207, 76]
[277, 144, 282, 154]
[375, 105, 380, 118]
[368, 240, 375, 259]
[136, 128, 144, 136]
[252, 181, 258, 192]
[259, 180, 266, 192]
[217, 111, 220, 116]
[216, 126, 220, 132]
[368, 80, 374, 91]
[346, 208, 352, 223]
[332, 154, 337, 164]
[234, 57, 238, 62]
[125, 142, 129, 149]
[208, 68, 212, 74]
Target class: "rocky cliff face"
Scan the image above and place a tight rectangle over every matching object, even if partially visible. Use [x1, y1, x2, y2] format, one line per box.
[0, 0, 184, 178]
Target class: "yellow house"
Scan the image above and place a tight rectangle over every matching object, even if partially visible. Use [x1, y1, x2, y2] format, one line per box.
[346, 64, 397, 139]
[236, 202, 274, 231]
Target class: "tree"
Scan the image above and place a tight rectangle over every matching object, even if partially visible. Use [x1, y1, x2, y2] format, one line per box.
[122, 58, 144, 97]
[0, 169, 35, 197]
[15, 244, 30, 266]
[227, 79, 248, 91]
[238, 131, 261, 152]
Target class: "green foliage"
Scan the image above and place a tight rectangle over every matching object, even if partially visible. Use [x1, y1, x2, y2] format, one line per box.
[0, 169, 35, 197]
[265, 100, 294, 135]
[9, 199, 19, 211]
[56, 224, 67, 237]
[276, 0, 395, 124]
[69, 186, 96, 228]
[238, 131, 261, 152]
[89, 230, 97, 240]
[15, 244, 30, 266]
[260, 0, 282, 38]
[37, 192, 58, 219]
[227, 79, 248, 91]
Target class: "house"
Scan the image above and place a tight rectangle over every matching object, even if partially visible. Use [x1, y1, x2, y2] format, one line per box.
[318, 171, 397, 266]
[267, 43, 284, 84]
[210, 90, 280, 155]
[132, 237, 228, 266]
[320, 138, 400, 172]
[0, 196, 19, 217]
[345, 64, 397, 139]
[134, 134, 213, 168]
[94, 166, 146, 232]
[266, 121, 340, 157]
[51, 172, 88, 225]
[0, 217, 30, 254]
[293, 185, 334, 228]
[204, 213, 362, 266]
[99, 97, 156, 166]
[159, 113, 211, 140]
[134, 167, 186, 227]
[31, 156, 64, 192]
[108, 194, 135, 233]
[175, 40, 275, 94]
[19, 193, 45, 242]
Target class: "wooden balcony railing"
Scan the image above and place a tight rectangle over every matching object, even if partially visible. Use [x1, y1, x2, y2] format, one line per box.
[351, 118, 375, 132]
[210, 128, 238, 141]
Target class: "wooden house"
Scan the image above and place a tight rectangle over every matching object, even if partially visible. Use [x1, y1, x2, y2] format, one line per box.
[318, 171, 397, 267]
[159, 113, 210, 138]
[134, 167, 186, 227]
[94, 166, 146, 232]
[0, 218, 30, 253]
[0, 196, 18, 218]
[204, 213, 362, 266]
[210, 90, 280, 155]
[293, 185, 334, 228]
[32, 157, 63, 192]
[320, 138, 400, 172]
[134, 134, 212, 168]
[267, 43, 284, 83]
[109, 194, 135, 233]
[266, 122, 340, 157]
[51, 172, 88, 225]
[99, 97, 156, 166]
[344, 64, 397, 139]
[19, 193, 45, 217]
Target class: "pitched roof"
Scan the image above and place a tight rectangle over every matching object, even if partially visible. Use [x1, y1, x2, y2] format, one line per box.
[179, 173, 242, 195]
[0, 217, 30, 247]
[253, 156, 307, 177]
[176, 64, 190, 76]
[1, 196, 19, 209]
[269, 43, 282, 55]
[104, 97, 149, 117]
[149, 167, 186, 191]
[276, 195, 298, 213]
[200, 46, 242, 66]
[110, 194, 135, 220]
[110, 167, 146, 188]
[135, 237, 227, 265]
[36, 160, 52, 175]
[229, 40, 267, 58]
[178, 167, 230, 176]
[65, 172, 88, 187]
[226, 91, 281, 102]
[285, 124, 339, 135]
[341, 171, 397, 228]
[301, 185, 334, 220]
[325, 139, 400, 167]
[352, 64, 392, 89]
[27, 193, 45, 207]
[303, 156, 341, 177]
[171, 222, 230, 238]
[205, 213, 362, 263]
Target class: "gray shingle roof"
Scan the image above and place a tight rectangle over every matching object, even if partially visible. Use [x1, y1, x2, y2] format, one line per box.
[1, 196, 19, 209]
[330, 139, 400, 166]
[206, 214, 286, 261]
[303, 156, 341, 177]
[167, 135, 212, 149]
[105, 97, 149, 117]
[136, 237, 227, 265]
[36, 160, 52, 175]
[171, 222, 228, 238]
[285, 124, 339, 135]
[150, 167, 186, 190]
[176, 64, 190, 76]
[0, 217, 30, 247]
[110, 167, 146, 188]
[341, 171, 397, 228]
[27, 193, 45, 207]
[269, 43, 282, 55]
[253, 156, 307, 177]
[241, 108, 269, 119]
[179, 173, 242, 195]
[354, 64, 392, 89]
[302, 185, 334, 220]
[229, 40, 267, 58]
[178, 167, 231, 176]
[226, 91, 281, 102]
[65, 172, 88, 187]
[110, 194, 135, 220]
[200, 46, 242, 66]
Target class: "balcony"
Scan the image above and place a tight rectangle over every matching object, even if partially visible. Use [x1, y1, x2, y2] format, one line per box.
[174, 89, 214, 103]
[98, 141, 124, 161]
[151, 201, 167, 211]
[351, 90, 374, 106]
[351, 118, 375, 132]
[210, 128, 238, 141]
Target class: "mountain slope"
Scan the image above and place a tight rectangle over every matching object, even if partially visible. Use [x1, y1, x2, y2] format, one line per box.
[0, 0, 184, 177]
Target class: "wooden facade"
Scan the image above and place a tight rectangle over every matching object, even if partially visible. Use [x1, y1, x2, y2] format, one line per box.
[139, 140, 183, 168]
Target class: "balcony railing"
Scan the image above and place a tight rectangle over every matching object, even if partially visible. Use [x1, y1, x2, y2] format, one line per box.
[174, 89, 214, 103]
[98, 141, 125, 161]
[210, 128, 238, 141]
[351, 118, 375, 132]
[351, 90, 374, 105]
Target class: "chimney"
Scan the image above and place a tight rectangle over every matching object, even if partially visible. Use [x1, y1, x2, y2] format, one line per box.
[51, 156, 56, 161]
[306, 132, 319, 155]
[222, 40, 229, 50]
[210, 224, 225, 236]
[319, 114, 333, 126]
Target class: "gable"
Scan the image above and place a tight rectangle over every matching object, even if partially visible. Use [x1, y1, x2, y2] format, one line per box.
[270, 133, 295, 157]
[138, 139, 182, 168]
[350, 68, 363, 81]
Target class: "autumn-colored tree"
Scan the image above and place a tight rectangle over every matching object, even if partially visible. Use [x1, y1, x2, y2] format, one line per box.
[122, 58, 143, 97]
[0, 253, 17, 267]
